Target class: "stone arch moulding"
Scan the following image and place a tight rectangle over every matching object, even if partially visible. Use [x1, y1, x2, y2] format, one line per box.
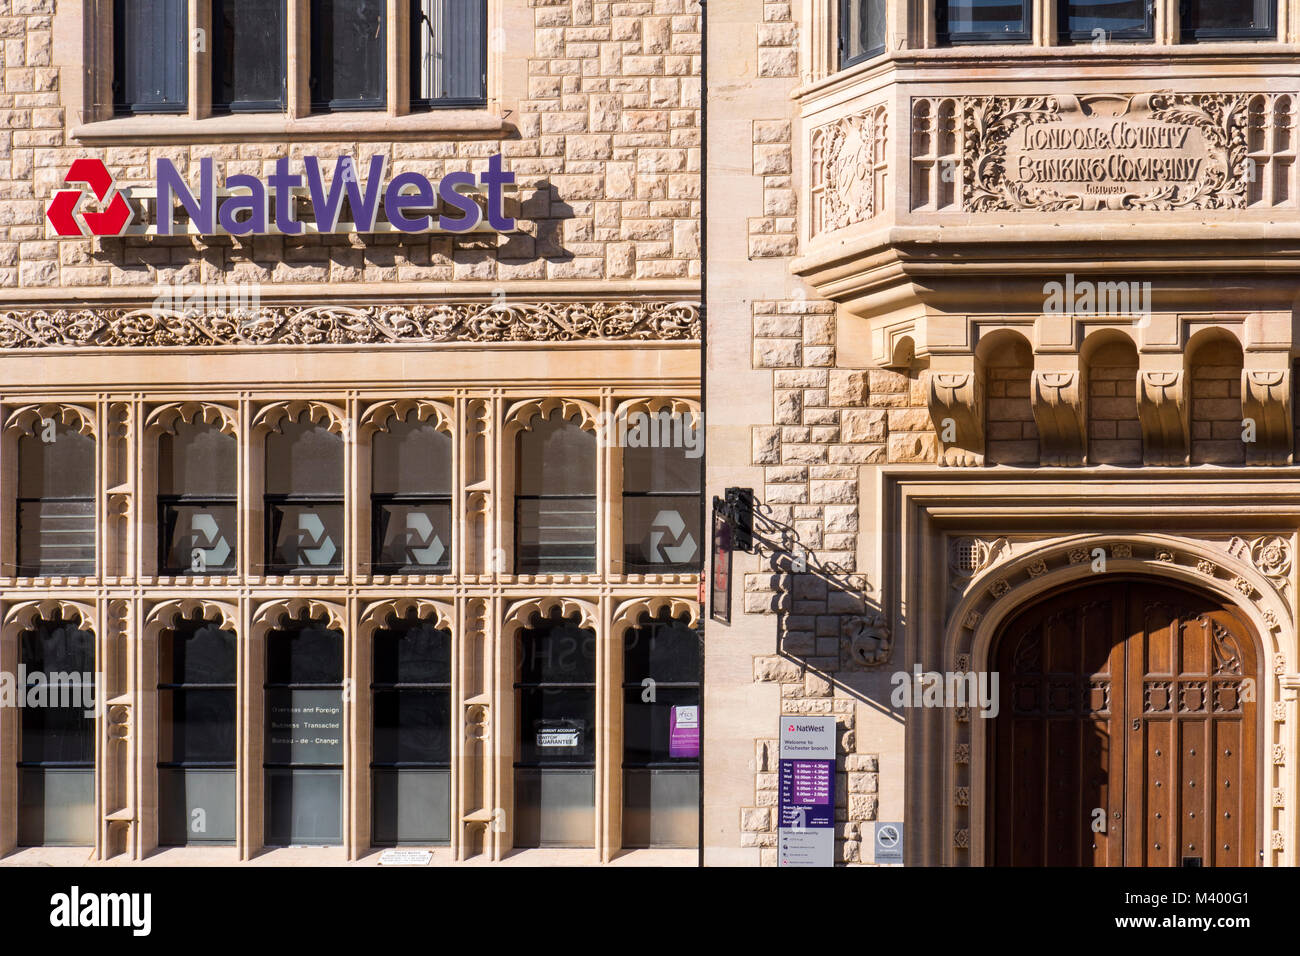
[251, 400, 346, 437]
[143, 599, 239, 636]
[251, 598, 347, 634]
[143, 401, 239, 438]
[4, 402, 96, 438]
[358, 597, 455, 635]
[611, 596, 701, 633]
[502, 596, 600, 634]
[612, 396, 702, 430]
[359, 399, 454, 438]
[944, 533, 1293, 868]
[3, 599, 96, 637]
[502, 397, 602, 437]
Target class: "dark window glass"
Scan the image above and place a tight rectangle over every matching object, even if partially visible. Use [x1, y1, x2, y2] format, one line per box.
[622, 411, 702, 573]
[515, 412, 597, 573]
[372, 416, 452, 573]
[1060, 0, 1152, 40]
[411, 0, 488, 107]
[372, 620, 451, 845]
[113, 0, 188, 113]
[1181, 0, 1274, 38]
[310, 0, 386, 111]
[937, 0, 1032, 42]
[265, 418, 344, 572]
[622, 616, 700, 848]
[159, 620, 237, 845]
[159, 422, 238, 575]
[213, 0, 287, 111]
[841, 0, 887, 66]
[514, 617, 596, 847]
[265, 621, 344, 846]
[17, 424, 95, 576]
[17, 618, 96, 846]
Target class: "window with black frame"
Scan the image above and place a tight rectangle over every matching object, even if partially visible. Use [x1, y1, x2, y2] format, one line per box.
[158, 421, 237, 575]
[937, 0, 1032, 43]
[212, 0, 287, 111]
[113, 0, 188, 114]
[840, 0, 887, 67]
[1180, 0, 1275, 40]
[17, 617, 96, 847]
[372, 617, 452, 845]
[264, 619, 344, 846]
[622, 614, 700, 848]
[410, 0, 489, 107]
[158, 618, 237, 846]
[622, 410, 702, 574]
[17, 421, 95, 577]
[372, 414, 452, 574]
[514, 614, 597, 847]
[265, 417, 344, 573]
[310, 0, 386, 111]
[515, 411, 597, 574]
[1059, 0, 1152, 42]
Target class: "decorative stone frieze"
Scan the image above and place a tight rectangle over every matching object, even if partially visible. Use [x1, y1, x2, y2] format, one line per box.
[811, 104, 888, 235]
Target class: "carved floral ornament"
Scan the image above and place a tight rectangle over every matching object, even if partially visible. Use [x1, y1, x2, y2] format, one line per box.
[0, 301, 701, 350]
[955, 92, 1257, 212]
[812, 104, 888, 235]
[840, 610, 891, 668]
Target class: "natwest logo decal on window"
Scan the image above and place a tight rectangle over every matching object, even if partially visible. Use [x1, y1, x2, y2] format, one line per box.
[46, 153, 516, 238]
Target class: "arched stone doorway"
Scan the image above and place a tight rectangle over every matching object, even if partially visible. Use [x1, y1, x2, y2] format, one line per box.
[987, 577, 1261, 867]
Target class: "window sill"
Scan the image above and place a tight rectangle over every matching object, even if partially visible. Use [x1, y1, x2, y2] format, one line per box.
[71, 109, 511, 146]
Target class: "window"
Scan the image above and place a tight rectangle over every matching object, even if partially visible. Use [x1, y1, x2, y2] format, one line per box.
[372, 617, 452, 845]
[212, 0, 287, 112]
[515, 412, 597, 573]
[265, 418, 344, 573]
[622, 411, 702, 574]
[411, 0, 489, 107]
[372, 414, 452, 573]
[158, 619, 237, 846]
[1059, 0, 1152, 42]
[264, 619, 344, 846]
[1181, 0, 1275, 39]
[17, 617, 96, 847]
[514, 614, 596, 847]
[17, 421, 95, 576]
[159, 421, 237, 575]
[113, 0, 188, 114]
[311, 0, 386, 111]
[936, 0, 1032, 42]
[840, 0, 887, 67]
[622, 615, 701, 848]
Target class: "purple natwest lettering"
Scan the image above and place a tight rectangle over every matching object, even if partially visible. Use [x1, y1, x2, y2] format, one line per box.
[155, 153, 515, 236]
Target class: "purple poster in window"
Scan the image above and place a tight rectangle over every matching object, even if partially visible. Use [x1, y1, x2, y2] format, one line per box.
[669, 705, 700, 758]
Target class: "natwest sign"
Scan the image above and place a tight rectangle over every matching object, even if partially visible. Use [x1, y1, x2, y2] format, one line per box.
[47, 153, 516, 238]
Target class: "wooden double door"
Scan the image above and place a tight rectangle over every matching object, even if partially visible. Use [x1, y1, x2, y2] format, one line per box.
[989, 579, 1259, 866]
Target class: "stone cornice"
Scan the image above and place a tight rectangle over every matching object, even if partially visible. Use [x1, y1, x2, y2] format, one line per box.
[0, 300, 702, 350]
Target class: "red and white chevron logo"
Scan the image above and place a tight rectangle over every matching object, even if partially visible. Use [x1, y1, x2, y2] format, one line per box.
[46, 159, 133, 237]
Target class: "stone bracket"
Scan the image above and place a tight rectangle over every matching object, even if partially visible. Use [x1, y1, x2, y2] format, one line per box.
[1242, 369, 1293, 466]
[928, 369, 984, 466]
[1031, 371, 1085, 466]
[1137, 370, 1189, 466]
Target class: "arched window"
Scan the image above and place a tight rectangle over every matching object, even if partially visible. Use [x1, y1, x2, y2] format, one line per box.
[158, 618, 237, 845]
[17, 616, 96, 846]
[265, 418, 344, 572]
[264, 618, 344, 847]
[1086, 339, 1141, 466]
[983, 336, 1038, 466]
[622, 614, 701, 848]
[159, 421, 237, 574]
[515, 411, 597, 573]
[17, 421, 95, 576]
[371, 616, 452, 845]
[514, 613, 597, 847]
[1190, 336, 1245, 465]
[371, 413, 452, 573]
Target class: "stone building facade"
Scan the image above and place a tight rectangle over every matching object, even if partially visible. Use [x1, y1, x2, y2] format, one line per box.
[0, 0, 702, 865]
[706, 0, 1300, 866]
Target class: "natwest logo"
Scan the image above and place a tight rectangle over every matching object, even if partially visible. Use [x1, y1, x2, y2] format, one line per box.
[46, 158, 134, 237]
[47, 153, 516, 238]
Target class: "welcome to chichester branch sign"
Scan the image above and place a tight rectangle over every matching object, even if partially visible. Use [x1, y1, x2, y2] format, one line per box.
[46, 153, 516, 238]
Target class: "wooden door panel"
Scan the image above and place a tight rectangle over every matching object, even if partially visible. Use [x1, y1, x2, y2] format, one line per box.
[991, 580, 1258, 867]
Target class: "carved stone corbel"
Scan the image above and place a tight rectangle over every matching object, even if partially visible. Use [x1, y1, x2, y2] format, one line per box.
[1242, 369, 1293, 465]
[1136, 370, 1188, 466]
[1031, 371, 1085, 466]
[928, 372, 983, 466]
